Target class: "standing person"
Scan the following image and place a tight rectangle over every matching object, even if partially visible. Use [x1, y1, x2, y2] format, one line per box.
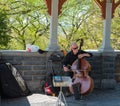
[62, 42, 93, 98]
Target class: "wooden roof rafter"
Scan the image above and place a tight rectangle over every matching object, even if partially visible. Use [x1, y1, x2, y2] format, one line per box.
[112, 0, 120, 17]
[94, 0, 106, 19]
[44, 0, 67, 16]
[94, 0, 120, 19]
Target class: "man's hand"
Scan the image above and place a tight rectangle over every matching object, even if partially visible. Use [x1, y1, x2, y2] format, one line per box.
[78, 53, 90, 59]
[63, 66, 69, 72]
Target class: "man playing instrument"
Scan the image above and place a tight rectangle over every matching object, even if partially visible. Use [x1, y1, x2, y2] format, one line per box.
[62, 42, 93, 99]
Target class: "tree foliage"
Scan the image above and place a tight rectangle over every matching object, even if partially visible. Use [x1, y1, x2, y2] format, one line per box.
[0, 0, 119, 50]
[58, 0, 103, 50]
[0, 9, 11, 49]
[3, 0, 50, 49]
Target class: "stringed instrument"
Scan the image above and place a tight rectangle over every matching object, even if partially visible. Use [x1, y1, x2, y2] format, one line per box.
[71, 39, 94, 95]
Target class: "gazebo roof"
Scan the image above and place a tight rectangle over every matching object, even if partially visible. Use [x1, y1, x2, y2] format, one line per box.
[44, 0, 120, 19]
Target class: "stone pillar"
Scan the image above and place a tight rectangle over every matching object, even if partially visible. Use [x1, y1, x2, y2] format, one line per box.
[99, 0, 114, 52]
[100, 53, 116, 89]
[47, 0, 60, 51]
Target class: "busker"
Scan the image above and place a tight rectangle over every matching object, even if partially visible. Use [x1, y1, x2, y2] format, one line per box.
[62, 41, 93, 100]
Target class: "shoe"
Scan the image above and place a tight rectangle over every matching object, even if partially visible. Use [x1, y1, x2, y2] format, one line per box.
[72, 83, 81, 100]
[64, 92, 72, 97]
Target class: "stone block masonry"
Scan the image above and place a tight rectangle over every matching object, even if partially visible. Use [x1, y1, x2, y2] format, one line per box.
[0, 51, 48, 93]
[0, 50, 120, 93]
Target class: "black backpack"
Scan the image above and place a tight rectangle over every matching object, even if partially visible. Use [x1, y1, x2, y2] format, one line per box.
[0, 63, 31, 98]
[48, 52, 63, 62]
[43, 63, 60, 96]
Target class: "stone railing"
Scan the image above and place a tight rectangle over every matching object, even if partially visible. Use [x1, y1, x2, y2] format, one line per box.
[0, 50, 120, 93]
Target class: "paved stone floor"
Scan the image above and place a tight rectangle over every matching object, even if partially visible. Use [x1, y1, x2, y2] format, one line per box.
[1, 83, 120, 106]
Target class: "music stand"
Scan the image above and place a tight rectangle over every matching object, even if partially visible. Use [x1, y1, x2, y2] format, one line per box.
[53, 76, 72, 106]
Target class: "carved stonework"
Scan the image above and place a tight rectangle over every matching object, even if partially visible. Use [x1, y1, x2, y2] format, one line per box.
[94, 0, 120, 19]
[94, 0, 106, 19]
[112, 0, 120, 18]
[44, 0, 67, 16]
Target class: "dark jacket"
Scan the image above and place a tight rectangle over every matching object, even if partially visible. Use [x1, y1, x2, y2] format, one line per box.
[62, 50, 92, 67]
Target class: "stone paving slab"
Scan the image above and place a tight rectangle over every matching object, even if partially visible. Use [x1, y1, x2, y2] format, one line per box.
[1, 83, 120, 106]
[1, 94, 64, 106]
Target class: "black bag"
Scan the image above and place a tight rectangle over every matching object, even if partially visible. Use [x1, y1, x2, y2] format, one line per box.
[0, 63, 30, 98]
[48, 52, 63, 62]
[43, 72, 60, 96]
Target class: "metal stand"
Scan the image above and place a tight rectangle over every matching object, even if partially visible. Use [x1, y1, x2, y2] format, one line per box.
[56, 86, 67, 106]
[53, 76, 72, 106]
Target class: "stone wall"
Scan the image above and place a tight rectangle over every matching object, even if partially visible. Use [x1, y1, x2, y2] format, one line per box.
[115, 51, 120, 82]
[0, 50, 120, 93]
[0, 51, 47, 92]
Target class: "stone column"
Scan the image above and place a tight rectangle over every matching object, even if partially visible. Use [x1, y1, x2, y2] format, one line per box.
[99, 0, 114, 52]
[100, 53, 116, 89]
[99, 0, 116, 89]
[47, 0, 60, 51]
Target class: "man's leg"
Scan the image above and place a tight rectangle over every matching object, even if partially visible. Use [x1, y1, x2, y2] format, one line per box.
[64, 71, 73, 78]
[72, 83, 81, 100]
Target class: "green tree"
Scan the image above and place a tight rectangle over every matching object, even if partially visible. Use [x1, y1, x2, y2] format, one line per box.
[0, 10, 11, 49]
[58, 0, 100, 50]
[7, 0, 50, 50]
[111, 7, 120, 50]
[0, 0, 120, 50]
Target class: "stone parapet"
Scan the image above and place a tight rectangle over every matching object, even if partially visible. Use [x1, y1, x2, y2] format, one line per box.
[115, 51, 120, 82]
[0, 50, 120, 93]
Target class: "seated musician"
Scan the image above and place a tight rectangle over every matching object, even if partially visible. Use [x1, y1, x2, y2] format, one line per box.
[62, 42, 92, 99]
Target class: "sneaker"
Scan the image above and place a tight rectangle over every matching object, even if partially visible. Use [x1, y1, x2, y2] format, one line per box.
[64, 91, 72, 97]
